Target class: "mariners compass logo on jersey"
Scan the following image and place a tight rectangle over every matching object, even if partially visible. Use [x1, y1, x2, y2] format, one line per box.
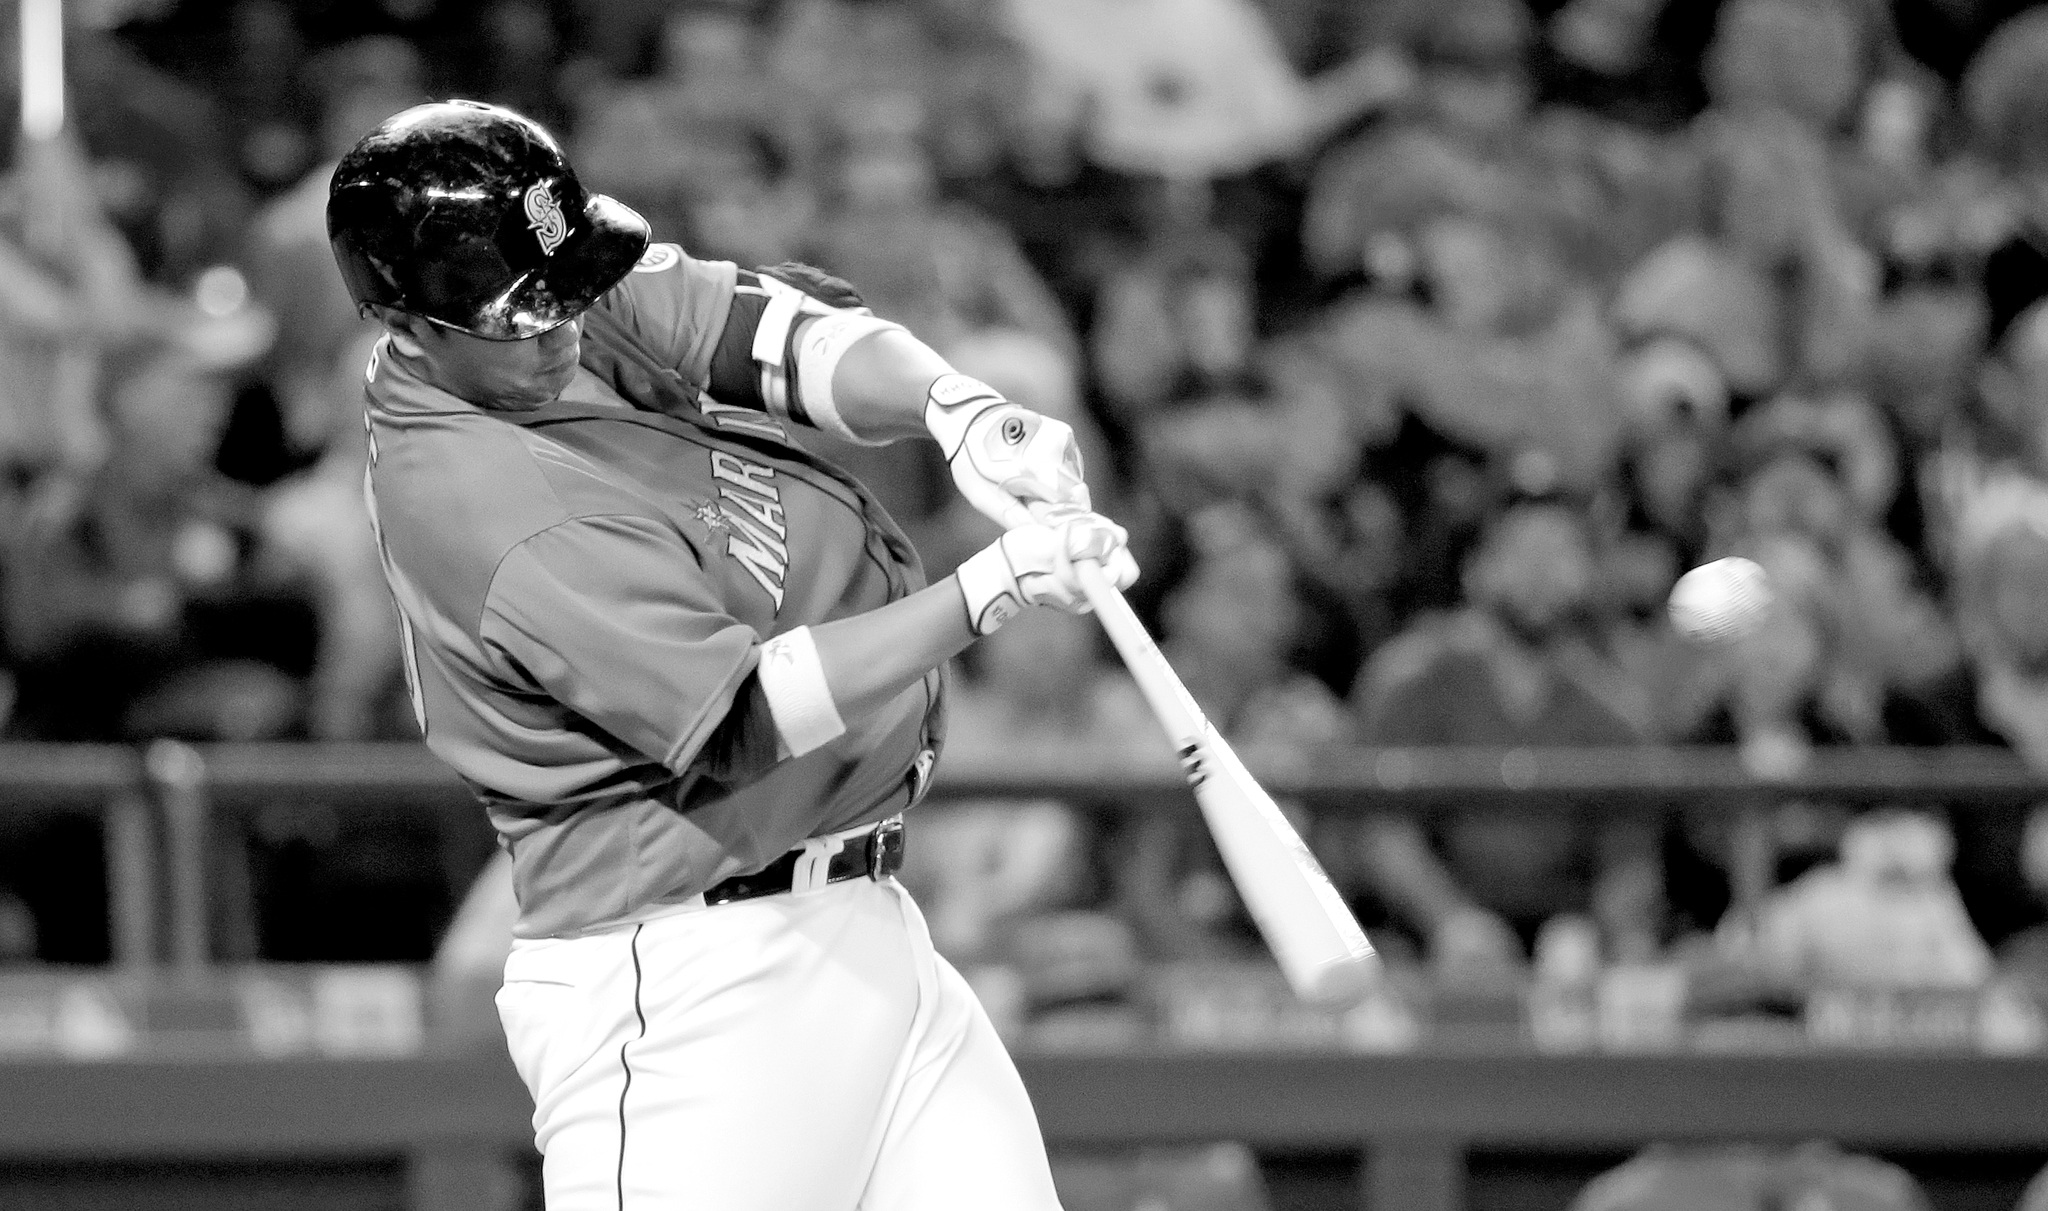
[523, 180, 573, 256]
[689, 499, 731, 535]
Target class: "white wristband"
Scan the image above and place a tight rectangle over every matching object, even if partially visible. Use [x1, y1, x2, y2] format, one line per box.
[923, 373, 1007, 458]
[756, 626, 846, 758]
[955, 541, 1025, 635]
[791, 310, 904, 445]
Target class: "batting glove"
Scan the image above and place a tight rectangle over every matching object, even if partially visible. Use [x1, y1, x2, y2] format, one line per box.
[925, 373, 1089, 531]
[955, 508, 1140, 635]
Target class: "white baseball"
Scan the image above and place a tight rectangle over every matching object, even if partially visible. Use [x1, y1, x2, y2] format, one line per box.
[1667, 557, 1773, 643]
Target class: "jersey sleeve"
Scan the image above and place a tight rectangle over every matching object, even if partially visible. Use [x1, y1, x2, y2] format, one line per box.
[590, 248, 893, 443]
[700, 265, 843, 423]
[477, 513, 781, 783]
[588, 243, 742, 388]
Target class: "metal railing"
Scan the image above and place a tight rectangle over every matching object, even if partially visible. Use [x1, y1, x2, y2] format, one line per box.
[0, 740, 2041, 971]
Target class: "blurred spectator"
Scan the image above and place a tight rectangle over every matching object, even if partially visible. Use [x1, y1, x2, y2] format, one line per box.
[1690, 0, 1882, 386]
[477, 0, 567, 129]
[1944, 466, 2048, 760]
[0, 133, 122, 484]
[1962, 6, 2048, 178]
[1864, 285, 1989, 449]
[1300, 0, 1555, 286]
[254, 328, 401, 739]
[1741, 809, 1992, 990]
[1349, 502, 1664, 970]
[563, 0, 675, 79]
[1676, 393, 1966, 766]
[1935, 463, 2048, 958]
[576, 3, 799, 258]
[1547, 0, 1669, 82]
[1092, 224, 1258, 426]
[1701, 0, 1867, 131]
[1135, 331, 1391, 651]
[1614, 334, 1730, 558]
[2, 340, 302, 741]
[1611, 236, 1785, 398]
[808, 93, 1076, 363]
[1158, 505, 1346, 744]
[67, 24, 255, 284]
[1570, 1141, 1931, 1211]
[1002, 0, 1412, 183]
[246, 37, 424, 461]
[766, 0, 1022, 188]
[221, 0, 316, 191]
[239, 38, 421, 738]
[1974, 297, 2048, 473]
[0, 105, 251, 745]
[1313, 237, 1626, 495]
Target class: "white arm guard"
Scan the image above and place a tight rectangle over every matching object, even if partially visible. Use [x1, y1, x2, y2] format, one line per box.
[756, 626, 847, 758]
[775, 302, 904, 446]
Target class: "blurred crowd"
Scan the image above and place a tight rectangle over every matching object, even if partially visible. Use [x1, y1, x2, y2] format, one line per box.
[9, 0, 2048, 1028]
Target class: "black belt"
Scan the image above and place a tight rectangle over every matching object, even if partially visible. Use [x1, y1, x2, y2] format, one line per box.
[703, 817, 906, 906]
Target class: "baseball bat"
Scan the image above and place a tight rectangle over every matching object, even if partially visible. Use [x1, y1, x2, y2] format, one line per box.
[1072, 559, 1378, 1005]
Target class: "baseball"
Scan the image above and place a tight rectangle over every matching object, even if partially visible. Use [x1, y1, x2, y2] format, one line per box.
[1667, 557, 1773, 643]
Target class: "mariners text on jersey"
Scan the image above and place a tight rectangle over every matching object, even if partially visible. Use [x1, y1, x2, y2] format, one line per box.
[709, 451, 789, 608]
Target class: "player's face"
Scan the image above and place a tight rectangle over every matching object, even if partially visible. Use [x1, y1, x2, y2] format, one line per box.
[409, 318, 583, 408]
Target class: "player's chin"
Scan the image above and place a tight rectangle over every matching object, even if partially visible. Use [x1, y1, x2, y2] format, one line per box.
[482, 359, 575, 409]
[540, 352, 580, 391]
[514, 350, 580, 404]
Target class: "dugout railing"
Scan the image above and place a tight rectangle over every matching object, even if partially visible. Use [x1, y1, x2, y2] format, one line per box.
[0, 742, 2046, 1211]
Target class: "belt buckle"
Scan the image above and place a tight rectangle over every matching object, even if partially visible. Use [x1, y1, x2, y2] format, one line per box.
[868, 816, 905, 879]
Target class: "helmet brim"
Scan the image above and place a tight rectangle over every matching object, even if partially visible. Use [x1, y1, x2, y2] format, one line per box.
[443, 193, 651, 341]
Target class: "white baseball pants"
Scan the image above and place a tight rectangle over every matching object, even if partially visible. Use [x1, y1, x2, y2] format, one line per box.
[496, 874, 1065, 1210]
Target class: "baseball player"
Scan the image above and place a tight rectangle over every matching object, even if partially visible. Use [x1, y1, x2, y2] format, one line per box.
[327, 101, 1137, 1210]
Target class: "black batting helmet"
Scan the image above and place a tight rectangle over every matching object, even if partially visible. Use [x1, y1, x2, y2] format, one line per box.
[327, 100, 649, 340]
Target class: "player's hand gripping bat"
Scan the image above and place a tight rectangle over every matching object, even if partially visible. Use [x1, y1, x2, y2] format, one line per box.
[1068, 557, 1379, 1005]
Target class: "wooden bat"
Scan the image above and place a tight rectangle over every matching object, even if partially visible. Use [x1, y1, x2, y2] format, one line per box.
[1073, 560, 1378, 1005]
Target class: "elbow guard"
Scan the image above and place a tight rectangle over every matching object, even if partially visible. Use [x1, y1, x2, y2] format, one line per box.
[746, 272, 904, 445]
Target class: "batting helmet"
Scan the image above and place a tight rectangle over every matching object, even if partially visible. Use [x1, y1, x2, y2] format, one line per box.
[327, 100, 649, 340]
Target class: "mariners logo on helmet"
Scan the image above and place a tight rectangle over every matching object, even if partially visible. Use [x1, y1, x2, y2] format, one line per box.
[525, 181, 573, 256]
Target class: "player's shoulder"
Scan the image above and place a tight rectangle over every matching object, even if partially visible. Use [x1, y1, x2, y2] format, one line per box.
[586, 239, 742, 379]
[370, 394, 658, 560]
[372, 404, 685, 630]
[598, 240, 740, 314]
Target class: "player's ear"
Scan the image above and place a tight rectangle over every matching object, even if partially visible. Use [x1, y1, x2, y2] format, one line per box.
[372, 306, 432, 343]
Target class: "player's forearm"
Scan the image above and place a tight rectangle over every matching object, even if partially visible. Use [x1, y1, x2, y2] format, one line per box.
[755, 516, 1132, 757]
[822, 327, 954, 443]
[813, 577, 976, 717]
